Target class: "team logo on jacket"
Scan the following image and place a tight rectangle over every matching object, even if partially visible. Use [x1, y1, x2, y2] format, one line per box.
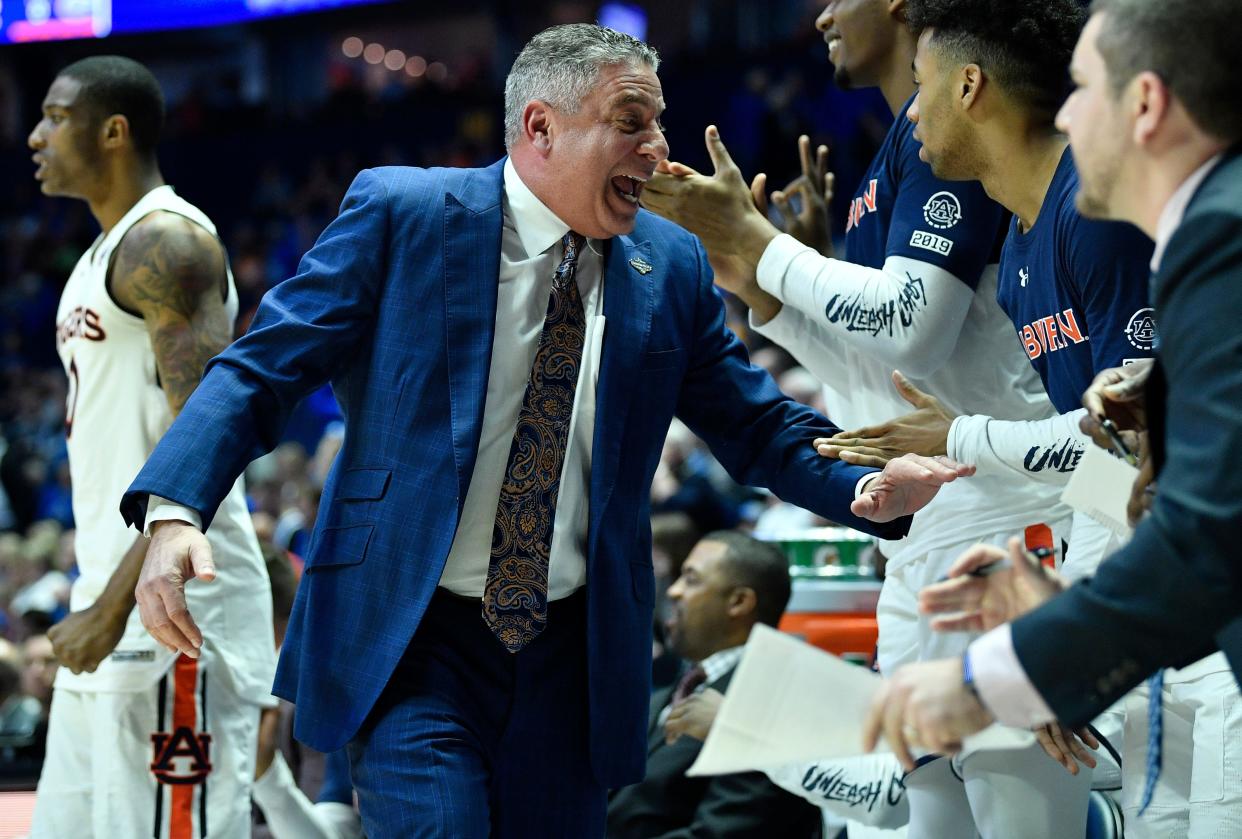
[1125, 307, 1156, 351]
[1018, 308, 1088, 360]
[150, 726, 213, 784]
[845, 179, 880, 233]
[922, 192, 962, 230]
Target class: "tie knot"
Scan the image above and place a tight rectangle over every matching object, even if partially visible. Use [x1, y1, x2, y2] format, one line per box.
[561, 232, 585, 264]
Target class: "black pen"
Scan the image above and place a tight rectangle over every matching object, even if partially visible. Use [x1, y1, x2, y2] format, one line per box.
[1098, 417, 1139, 467]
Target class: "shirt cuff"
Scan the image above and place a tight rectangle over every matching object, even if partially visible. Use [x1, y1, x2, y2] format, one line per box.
[144, 495, 203, 537]
[855, 473, 878, 499]
[968, 625, 1056, 728]
[755, 233, 807, 298]
[748, 300, 799, 340]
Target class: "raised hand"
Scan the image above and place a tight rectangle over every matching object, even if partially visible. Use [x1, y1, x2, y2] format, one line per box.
[768, 135, 835, 257]
[815, 371, 955, 467]
[643, 125, 779, 268]
[918, 537, 1066, 634]
[850, 453, 975, 523]
[135, 520, 215, 658]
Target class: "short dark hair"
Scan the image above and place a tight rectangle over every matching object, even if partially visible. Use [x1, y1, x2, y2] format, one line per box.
[58, 55, 165, 158]
[1091, 0, 1242, 143]
[907, 0, 1086, 123]
[702, 530, 791, 628]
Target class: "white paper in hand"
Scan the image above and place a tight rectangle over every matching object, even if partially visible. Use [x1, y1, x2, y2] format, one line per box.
[687, 624, 1033, 776]
[1060, 444, 1140, 537]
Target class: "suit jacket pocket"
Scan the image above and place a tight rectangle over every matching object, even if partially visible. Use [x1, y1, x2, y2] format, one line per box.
[305, 523, 374, 571]
[640, 347, 686, 372]
[336, 467, 392, 501]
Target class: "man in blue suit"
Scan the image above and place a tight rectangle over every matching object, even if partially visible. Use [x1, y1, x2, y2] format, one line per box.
[121, 24, 971, 838]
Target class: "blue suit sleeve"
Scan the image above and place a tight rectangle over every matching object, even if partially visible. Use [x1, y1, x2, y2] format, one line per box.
[121, 169, 391, 530]
[673, 239, 911, 540]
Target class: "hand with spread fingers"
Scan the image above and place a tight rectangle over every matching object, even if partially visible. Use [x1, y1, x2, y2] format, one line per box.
[760, 134, 835, 258]
[642, 125, 780, 274]
[862, 658, 994, 772]
[814, 371, 956, 467]
[664, 687, 724, 744]
[1034, 722, 1099, 775]
[850, 453, 975, 523]
[917, 537, 1066, 634]
[1079, 358, 1152, 447]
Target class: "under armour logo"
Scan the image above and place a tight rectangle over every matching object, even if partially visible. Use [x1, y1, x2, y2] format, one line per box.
[1019, 267, 1030, 288]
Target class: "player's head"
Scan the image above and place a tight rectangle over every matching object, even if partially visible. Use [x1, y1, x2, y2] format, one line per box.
[28, 55, 165, 199]
[1057, 0, 1242, 221]
[504, 24, 667, 240]
[903, 0, 1085, 180]
[814, 0, 911, 91]
[664, 532, 790, 662]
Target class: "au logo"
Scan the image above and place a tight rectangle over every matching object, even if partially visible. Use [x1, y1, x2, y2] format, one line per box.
[923, 191, 963, 230]
[150, 726, 213, 785]
[1125, 307, 1156, 351]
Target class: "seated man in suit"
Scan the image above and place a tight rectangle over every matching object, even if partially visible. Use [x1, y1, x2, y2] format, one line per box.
[608, 531, 822, 839]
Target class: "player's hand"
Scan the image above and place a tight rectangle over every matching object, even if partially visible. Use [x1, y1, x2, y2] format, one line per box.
[643, 126, 780, 270]
[918, 537, 1067, 633]
[665, 688, 724, 744]
[765, 135, 835, 257]
[136, 520, 215, 658]
[1034, 722, 1099, 775]
[47, 604, 128, 674]
[815, 372, 955, 467]
[850, 453, 974, 523]
[862, 658, 994, 771]
[1080, 359, 1152, 446]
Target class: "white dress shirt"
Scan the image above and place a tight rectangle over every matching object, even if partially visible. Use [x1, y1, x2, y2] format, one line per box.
[149, 159, 606, 601]
[966, 154, 1225, 728]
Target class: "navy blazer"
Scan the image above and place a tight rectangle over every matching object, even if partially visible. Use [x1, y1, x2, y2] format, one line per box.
[1011, 148, 1242, 726]
[122, 159, 908, 787]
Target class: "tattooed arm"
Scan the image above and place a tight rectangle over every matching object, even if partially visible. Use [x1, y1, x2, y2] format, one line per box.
[111, 210, 232, 416]
[46, 211, 231, 674]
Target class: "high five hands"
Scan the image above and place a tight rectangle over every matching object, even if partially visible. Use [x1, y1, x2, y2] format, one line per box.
[816, 371, 955, 467]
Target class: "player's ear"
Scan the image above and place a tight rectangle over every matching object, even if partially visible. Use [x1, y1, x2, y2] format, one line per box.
[959, 63, 983, 111]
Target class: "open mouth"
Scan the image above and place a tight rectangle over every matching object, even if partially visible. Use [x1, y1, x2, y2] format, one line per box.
[611, 174, 646, 205]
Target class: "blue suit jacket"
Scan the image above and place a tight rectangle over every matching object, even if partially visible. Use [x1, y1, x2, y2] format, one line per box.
[122, 160, 910, 787]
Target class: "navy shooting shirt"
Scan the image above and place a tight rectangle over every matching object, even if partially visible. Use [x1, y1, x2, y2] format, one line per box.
[844, 94, 1007, 281]
[996, 149, 1156, 414]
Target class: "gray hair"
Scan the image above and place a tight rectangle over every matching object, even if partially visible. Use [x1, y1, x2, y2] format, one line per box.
[503, 23, 660, 149]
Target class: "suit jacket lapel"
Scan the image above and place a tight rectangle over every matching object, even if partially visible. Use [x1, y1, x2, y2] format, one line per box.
[590, 235, 655, 551]
[443, 162, 504, 511]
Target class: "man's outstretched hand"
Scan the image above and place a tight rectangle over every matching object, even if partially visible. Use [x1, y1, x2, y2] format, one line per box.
[851, 453, 974, 523]
[816, 372, 955, 467]
[135, 520, 215, 658]
[642, 125, 780, 271]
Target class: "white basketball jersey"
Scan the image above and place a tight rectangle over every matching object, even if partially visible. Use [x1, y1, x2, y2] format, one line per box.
[53, 185, 276, 699]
